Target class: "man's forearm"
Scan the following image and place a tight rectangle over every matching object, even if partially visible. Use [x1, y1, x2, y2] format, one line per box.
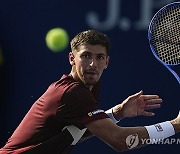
[79, 107, 123, 143]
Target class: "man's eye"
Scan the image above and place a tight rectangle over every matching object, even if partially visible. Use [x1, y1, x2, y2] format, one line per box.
[82, 54, 89, 58]
[98, 56, 105, 60]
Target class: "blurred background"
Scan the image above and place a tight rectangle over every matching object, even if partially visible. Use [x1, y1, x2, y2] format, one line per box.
[0, 0, 179, 153]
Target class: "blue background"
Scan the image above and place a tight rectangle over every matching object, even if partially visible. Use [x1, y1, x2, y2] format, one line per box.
[0, 0, 179, 153]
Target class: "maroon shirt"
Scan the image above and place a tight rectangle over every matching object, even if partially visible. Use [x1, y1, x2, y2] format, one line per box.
[0, 74, 108, 154]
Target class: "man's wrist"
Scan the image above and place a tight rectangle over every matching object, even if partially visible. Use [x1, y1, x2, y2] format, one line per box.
[145, 121, 175, 144]
[105, 108, 120, 123]
[112, 104, 124, 121]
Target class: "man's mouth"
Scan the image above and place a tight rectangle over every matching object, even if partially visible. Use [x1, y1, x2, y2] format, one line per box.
[85, 70, 98, 75]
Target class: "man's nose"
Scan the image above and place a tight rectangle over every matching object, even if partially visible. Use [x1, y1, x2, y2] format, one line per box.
[89, 58, 97, 68]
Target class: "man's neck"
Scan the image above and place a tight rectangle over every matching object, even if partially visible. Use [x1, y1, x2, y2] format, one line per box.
[70, 70, 93, 91]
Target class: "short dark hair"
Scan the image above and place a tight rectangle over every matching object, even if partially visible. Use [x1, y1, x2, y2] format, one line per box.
[70, 30, 111, 53]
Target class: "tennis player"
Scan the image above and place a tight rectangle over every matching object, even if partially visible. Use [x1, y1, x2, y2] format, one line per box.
[0, 30, 179, 154]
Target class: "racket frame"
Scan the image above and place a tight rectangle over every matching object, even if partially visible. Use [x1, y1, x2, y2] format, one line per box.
[148, 2, 180, 84]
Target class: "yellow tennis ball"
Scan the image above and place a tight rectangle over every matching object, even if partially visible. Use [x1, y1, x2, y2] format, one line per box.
[45, 28, 69, 52]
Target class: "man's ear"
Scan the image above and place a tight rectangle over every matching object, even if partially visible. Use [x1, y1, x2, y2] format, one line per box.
[69, 52, 75, 65]
[105, 56, 110, 69]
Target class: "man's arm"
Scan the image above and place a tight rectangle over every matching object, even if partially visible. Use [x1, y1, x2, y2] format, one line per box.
[86, 112, 180, 152]
[79, 91, 162, 143]
[85, 118, 148, 151]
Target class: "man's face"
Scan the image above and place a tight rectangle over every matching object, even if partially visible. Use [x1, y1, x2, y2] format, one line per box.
[69, 43, 109, 89]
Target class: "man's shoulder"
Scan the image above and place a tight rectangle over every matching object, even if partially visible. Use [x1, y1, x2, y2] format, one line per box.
[53, 74, 84, 90]
[47, 74, 86, 96]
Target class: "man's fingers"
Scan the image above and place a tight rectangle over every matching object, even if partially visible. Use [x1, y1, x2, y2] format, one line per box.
[142, 111, 155, 116]
[145, 98, 163, 104]
[144, 104, 161, 110]
[141, 95, 160, 100]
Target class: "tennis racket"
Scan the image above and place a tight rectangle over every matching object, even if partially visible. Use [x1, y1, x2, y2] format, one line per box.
[148, 2, 180, 84]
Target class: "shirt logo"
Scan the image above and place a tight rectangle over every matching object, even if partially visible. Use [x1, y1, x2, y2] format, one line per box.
[88, 112, 93, 117]
[88, 109, 104, 117]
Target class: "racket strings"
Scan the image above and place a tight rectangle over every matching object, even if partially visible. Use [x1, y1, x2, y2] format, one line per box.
[150, 4, 180, 65]
[156, 43, 179, 64]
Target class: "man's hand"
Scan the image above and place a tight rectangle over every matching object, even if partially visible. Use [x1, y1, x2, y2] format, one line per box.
[171, 111, 180, 133]
[112, 90, 163, 120]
